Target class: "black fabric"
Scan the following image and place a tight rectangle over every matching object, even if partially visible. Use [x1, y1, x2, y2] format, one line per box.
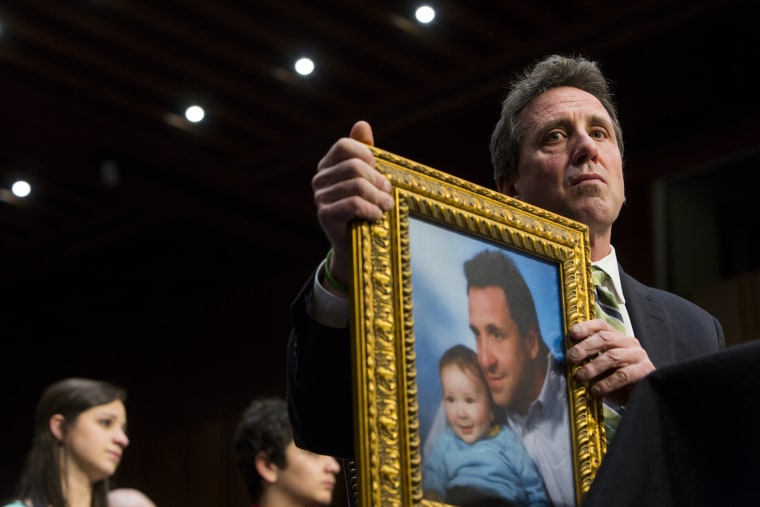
[446, 486, 517, 507]
[287, 270, 355, 459]
[582, 340, 760, 507]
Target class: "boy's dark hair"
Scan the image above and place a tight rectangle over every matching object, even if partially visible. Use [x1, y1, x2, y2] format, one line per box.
[233, 396, 293, 503]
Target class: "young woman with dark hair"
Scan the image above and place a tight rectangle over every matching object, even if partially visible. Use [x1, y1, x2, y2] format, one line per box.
[3, 377, 129, 507]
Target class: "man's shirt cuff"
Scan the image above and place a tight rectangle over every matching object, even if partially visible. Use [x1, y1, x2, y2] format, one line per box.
[309, 258, 350, 328]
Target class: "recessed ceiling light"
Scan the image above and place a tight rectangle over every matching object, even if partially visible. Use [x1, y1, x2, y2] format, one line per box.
[415, 5, 435, 24]
[12, 180, 31, 198]
[295, 57, 315, 76]
[185, 105, 205, 123]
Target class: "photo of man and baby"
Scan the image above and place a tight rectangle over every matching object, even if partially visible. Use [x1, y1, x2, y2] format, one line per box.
[409, 216, 574, 507]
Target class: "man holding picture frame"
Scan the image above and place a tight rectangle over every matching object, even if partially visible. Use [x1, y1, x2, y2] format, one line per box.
[287, 54, 725, 505]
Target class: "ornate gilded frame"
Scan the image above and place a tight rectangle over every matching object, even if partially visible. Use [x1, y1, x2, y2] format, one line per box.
[349, 146, 605, 507]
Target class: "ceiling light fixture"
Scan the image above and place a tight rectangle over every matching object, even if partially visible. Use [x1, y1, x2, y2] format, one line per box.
[415, 5, 435, 24]
[11, 180, 31, 198]
[185, 105, 205, 123]
[295, 57, 315, 76]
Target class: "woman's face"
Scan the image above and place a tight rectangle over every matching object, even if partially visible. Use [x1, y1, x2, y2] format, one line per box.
[61, 399, 129, 483]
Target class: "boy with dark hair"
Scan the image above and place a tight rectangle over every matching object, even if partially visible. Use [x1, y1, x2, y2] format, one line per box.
[233, 396, 341, 507]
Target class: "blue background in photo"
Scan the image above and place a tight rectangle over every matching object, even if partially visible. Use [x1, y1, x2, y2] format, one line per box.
[409, 216, 564, 449]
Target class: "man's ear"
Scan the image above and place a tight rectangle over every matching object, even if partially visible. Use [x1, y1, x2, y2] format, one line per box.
[527, 328, 541, 360]
[49, 414, 65, 442]
[496, 176, 519, 198]
[254, 451, 279, 484]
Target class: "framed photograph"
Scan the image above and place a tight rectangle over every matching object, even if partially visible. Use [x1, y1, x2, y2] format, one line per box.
[349, 146, 605, 507]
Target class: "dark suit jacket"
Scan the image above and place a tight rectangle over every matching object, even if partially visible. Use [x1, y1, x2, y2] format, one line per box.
[287, 264, 724, 460]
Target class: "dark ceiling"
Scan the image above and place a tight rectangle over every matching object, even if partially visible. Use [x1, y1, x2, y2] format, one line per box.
[2, 0, 758, 380]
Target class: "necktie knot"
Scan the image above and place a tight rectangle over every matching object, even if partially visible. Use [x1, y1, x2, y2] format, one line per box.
[591, 266, 625, 333]
[591, 265, 609, 288]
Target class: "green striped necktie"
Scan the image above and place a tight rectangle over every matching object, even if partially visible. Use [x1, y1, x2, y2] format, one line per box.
[591, 265, 626, 444]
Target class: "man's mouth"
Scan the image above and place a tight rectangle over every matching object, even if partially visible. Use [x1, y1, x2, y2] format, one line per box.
[570, 172, 604, 186]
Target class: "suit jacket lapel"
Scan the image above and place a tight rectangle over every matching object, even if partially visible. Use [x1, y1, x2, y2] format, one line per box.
[618, 267, 676, 368]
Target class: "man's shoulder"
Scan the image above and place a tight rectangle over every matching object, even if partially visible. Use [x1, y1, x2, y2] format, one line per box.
[620, 270, 710, 316]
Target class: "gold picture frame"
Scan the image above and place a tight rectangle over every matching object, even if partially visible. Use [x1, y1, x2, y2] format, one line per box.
[349, 146, 605, 506]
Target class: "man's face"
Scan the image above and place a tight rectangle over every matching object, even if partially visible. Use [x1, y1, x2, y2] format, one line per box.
[468, 286, 535, 409]
[502, 86, 625, 235]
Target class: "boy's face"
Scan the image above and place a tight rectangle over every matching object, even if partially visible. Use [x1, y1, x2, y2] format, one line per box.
[440, 364, 494, 444]
[274, 441, 341, 505]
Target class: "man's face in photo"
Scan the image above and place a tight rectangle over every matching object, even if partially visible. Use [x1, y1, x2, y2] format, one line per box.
[468, 285, 536, 409]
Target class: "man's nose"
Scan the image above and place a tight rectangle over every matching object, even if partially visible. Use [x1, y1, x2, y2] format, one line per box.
[478, 342, 494, 370]
[571, 132, 599, 166]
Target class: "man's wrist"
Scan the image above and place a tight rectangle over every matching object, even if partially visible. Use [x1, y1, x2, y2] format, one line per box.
[323, 248, 349, 294]
[311, 258, 350, 328]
